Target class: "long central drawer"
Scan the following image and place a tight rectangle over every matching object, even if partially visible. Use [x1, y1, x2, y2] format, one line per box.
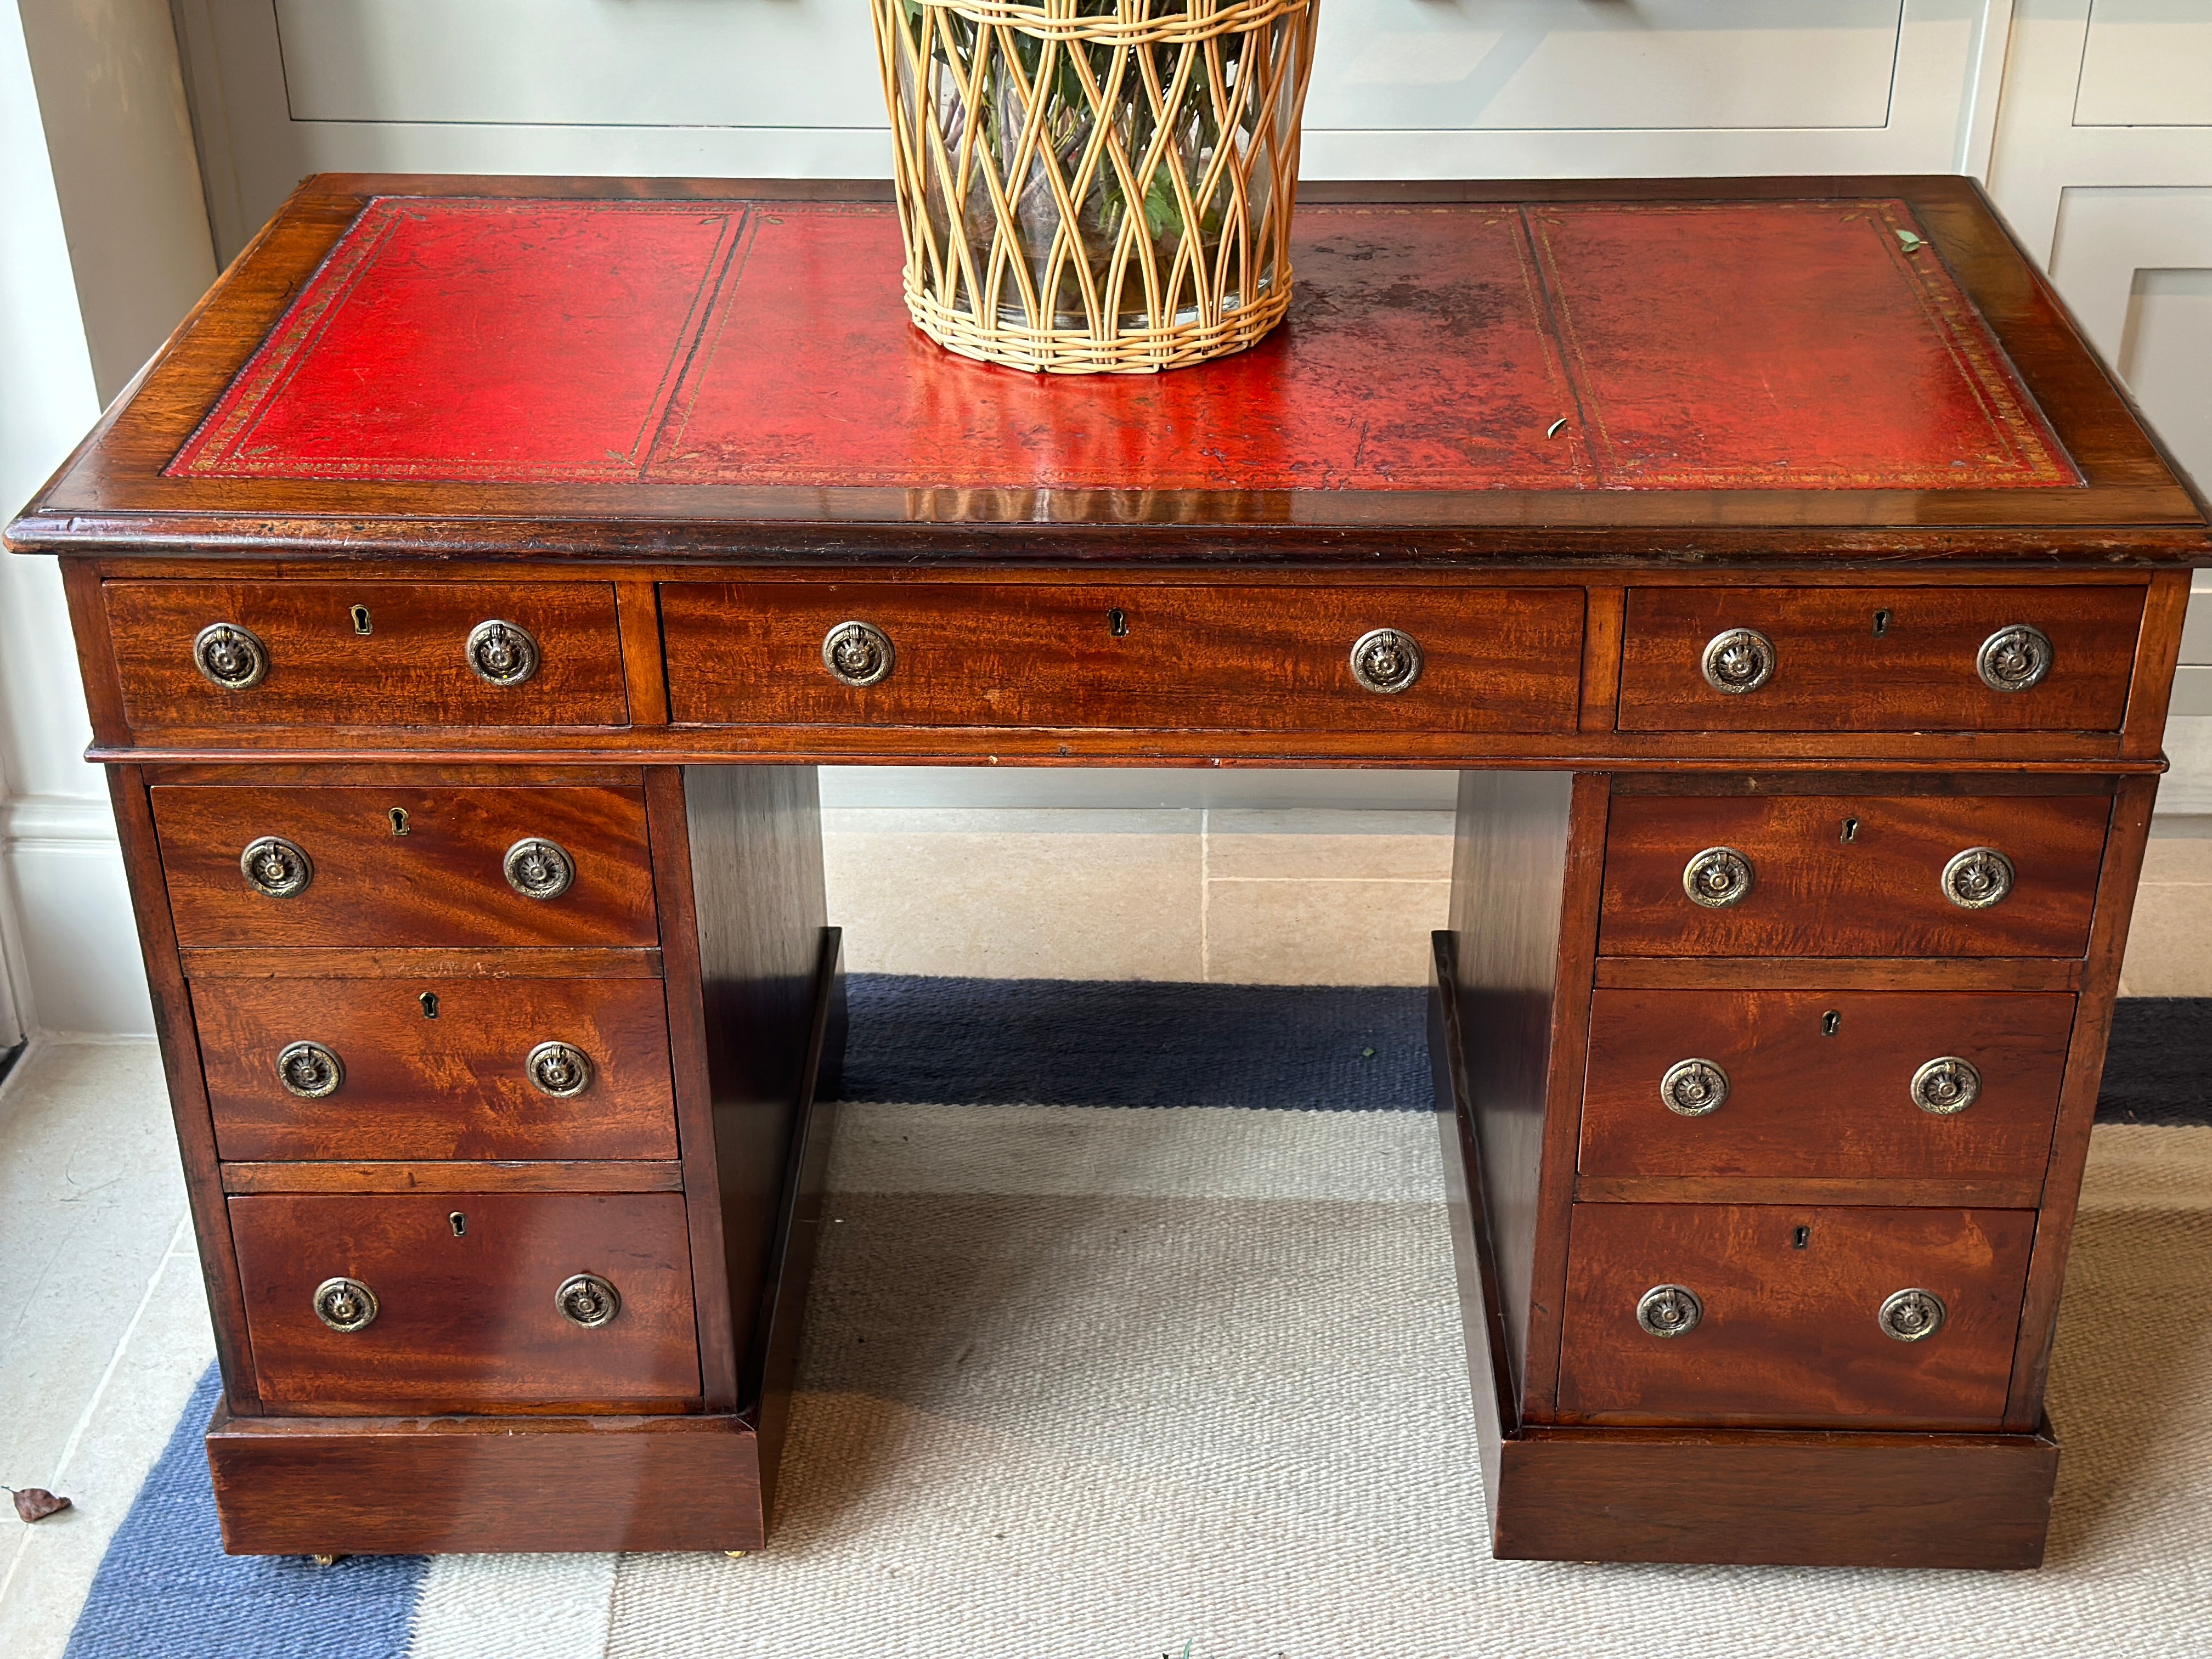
[660, 583, 1587, 732]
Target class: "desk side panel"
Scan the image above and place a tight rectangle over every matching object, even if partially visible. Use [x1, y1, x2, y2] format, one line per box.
[673, 765, 828, 1413]
[1446, 771, 1590, 1422]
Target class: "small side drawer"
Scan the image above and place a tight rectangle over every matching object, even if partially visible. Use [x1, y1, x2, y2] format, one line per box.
[232, 1192, 699, 1410]
[1599, 792, 2110, 959]
[1557, 1203, 2034, 1429]
[105, 581, 629, 731]
[1581, 989, 2075, 1183]
[194, 977, 678, 1162]
[153, 785, 658, 949]
[661, 583, 1586, 733]
[1617, 585, 2144, 732]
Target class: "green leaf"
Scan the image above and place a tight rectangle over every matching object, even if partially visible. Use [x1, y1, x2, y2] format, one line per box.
[1144, 171, 1182, 240]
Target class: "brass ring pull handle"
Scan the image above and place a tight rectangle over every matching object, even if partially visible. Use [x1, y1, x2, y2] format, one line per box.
[1977, 624, 2052, 693]
[526, 1040, 594, 1098]
[1681, 845, 1754, 909]
[313, 1276, 379, 1333]
[1877, 1287, 1946, 1342]
[1701, 627, 1775, 695]
[466, 619, 540, 687]
[503, 838, 575, 900]
[276, 1040, 344, 1099]
[556, 1273, 621, 1329]
[822, 620, 895, 687]
[194, 622, 269, 690]
[240, 836, 314, 899]
[1661, 1058, 1730, 1117]
[1910, 1056, 1980, 1116]
[1349, 628, 1424, 694]
[1637, 1283, 1703, 1338]
[1940, 845, 2013, 910]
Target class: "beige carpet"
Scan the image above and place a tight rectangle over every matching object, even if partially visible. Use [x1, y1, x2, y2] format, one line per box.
[552, 1108, 2212, 1658]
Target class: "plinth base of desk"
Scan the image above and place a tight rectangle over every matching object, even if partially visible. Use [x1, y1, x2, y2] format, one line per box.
[206, 1407, 769, 1555]
[1486, 1421, 2059, 1568]
[1427, 927, 2060, 1570]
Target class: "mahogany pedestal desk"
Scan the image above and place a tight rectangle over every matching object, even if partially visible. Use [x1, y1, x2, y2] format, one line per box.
[9, 175, 2204, 1571]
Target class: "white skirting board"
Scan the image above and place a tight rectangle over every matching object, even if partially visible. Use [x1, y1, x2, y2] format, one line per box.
[0, 794, 153, 1039]
[2162, 717, 2212, 817]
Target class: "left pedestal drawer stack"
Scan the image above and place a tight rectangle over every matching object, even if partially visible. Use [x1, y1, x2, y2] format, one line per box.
[106, 757, 839, 1555]
[156, 775, 699, 1417]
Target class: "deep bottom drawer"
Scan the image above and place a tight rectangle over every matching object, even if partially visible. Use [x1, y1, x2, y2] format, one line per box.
[1557, 1202, 2033, 1429]
[232, 1192, 699, 1412]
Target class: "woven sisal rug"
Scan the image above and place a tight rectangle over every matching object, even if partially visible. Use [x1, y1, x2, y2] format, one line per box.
[60, 981, 2212, 1658]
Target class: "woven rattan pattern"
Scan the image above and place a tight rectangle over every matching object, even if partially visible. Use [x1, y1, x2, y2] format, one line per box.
[874, 0, 1316, 373]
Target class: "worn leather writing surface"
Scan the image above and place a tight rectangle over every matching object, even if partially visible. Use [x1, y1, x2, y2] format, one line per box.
[1527, 202, 2076, 490]
[170, 195, 2074, 493]
[174, 200, 747, 482]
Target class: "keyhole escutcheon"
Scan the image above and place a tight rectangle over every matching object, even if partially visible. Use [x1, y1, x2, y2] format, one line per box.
[1822, 1010, 1841, 1037]
[390, 807, 409, 836]
[351, 605, 373, 636]
[1792, 1225, 1811, 1249]
[1107, 608, 1128, 637]
[1841, 817, 1859, 843]
[419, 991, 439, 1019]
[1872, 610, 1891, 637]
[449, 1211, 467, 1237]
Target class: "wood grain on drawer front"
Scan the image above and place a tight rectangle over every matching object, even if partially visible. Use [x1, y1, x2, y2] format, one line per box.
[1581, 989, 2075, 1182]
[104, 581, 628, 730]
[232, 1192, 699, 1410]
[153, 786, 657, 949]
[1617, 585, 2144, 732]
[194, 977, 677, 1162]
[1599, 793, 2109, 959]
[1557, 1203, 2034, 1429]
[661, 584, 1585, 732]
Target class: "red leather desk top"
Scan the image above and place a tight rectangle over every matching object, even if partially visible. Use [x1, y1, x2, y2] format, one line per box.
[168, 197, 2076, 496]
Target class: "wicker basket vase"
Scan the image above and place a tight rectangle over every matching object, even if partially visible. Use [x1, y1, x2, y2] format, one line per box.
[872, 0, 1318, 374]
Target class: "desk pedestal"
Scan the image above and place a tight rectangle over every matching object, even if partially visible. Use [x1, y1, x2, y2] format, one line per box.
[1434, 930, 2062, 1569]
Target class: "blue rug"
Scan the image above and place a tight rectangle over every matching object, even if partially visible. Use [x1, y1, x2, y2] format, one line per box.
[64, 1369, 427, 1658]
[838, 975, 1432, 1109]
[57, 979, 2212, 1658]
[2100, 997, 2212, 1126]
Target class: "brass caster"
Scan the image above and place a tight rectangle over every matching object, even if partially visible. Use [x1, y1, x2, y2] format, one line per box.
[310, 1554, 344, 1567]
[724, 1550, 749, 1559]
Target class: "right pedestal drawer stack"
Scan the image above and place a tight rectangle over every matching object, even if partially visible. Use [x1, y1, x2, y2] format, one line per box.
[1544, 572, 2160, 1447]
[1564, 780, 2115, 1431]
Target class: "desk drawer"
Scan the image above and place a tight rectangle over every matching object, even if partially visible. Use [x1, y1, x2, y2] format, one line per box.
[1598, 793, 2109, 958]
[154, 785, 658, 949]
[1556, 1203, 2034, 1429]
[661, 583, 1585, 733]
[1617, 585, 2143, 732]
[194, 977, 678, 1162]
[1580, 989, 2074, 1183]
[105, 581, 629, 731]
[231, 1192, 699, 1412]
